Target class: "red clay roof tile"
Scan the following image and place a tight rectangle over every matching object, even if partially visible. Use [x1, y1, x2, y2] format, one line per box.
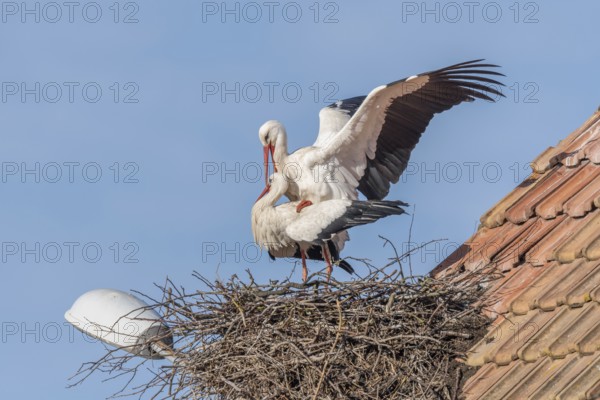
[462, 362, 506, 398]
[583, 235, 600, 261]
[500, 357, 553, 399]
[585, 139, 600, 164]
[484, 263, 547, 317]
[548, 303, 600, 358]
[525, 215, 581, 266]
[554, 211, 600, 263]
[578, 318, 600, 355]
[563, 173, 600, 218]
[479, 173, 543, 228]
[516, 305, 583, 362]
[493, 216, 564, 273]
[509, 262, 563, 314]
[586, 380, 600, 400]
[466, 310, 554, 366]
[464, 219, 536, 271]
[432, 111, 600, 399]
[549, 113, 600, 167]
[535, 162, 600, 220]
[530, 146, 558, 173]
[566, 262, 600, 307]
[473, 359, 541, 400]
[558, 353, 600, 399]
[558, 120, 600, 168]
[527, 353, 592, 400]
[536, 259, 594, 311]
[504, 164, 581, 224]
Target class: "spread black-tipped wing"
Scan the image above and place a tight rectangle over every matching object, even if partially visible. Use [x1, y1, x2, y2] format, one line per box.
[315, 200, 407, 241]
[315, 60, 504, 200]
[315, 96, 367, 144]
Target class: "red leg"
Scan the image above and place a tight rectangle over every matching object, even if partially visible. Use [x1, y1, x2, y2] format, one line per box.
[322, 245, 333, 283]
[301, 249, 308, 282]
[296, 200, 313, 213]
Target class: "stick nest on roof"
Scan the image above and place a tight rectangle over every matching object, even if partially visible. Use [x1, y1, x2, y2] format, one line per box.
[73, 261, 491, 400]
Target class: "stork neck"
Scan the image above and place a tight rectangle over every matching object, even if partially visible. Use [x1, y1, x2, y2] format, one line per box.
[273, 130, 288, 164]
[253, 181, 286, 211]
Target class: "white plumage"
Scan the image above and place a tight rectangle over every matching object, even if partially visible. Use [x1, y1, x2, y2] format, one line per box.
[251, 173, 406, 281]
[255, 60, 503, 279]
[259, 60, 504, 205]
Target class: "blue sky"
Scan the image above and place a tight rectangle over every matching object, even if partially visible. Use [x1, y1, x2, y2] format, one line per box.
[1, 0, 599, 398]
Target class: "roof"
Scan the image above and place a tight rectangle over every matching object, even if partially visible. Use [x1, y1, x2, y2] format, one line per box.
[433, 110, 600, 400]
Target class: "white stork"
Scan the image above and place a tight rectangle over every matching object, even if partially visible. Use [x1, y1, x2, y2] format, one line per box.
[259, 59, 504, 211]
[252, 173, 407, 281]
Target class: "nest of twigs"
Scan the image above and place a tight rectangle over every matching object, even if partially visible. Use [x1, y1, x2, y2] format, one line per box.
[73, 260, 491, 400]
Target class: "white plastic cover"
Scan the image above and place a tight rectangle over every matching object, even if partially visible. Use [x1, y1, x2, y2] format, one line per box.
[64, 288, 172, 359]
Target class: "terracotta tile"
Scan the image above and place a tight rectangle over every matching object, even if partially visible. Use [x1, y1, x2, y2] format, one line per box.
[564, 123, 600, 167]
[554, 116, 600, 168]
[559, 111, 600, 147]
[535, 112, 600, 172]
[502, 357, 554, 399]
[548, 303, 600, 358]
[566, 261, 600, 307]
[531, 146, 559, 173]
[462, 362, 506, 400]
[430, 243, 471, 277]
[480, 265, 521, 314]
[537, 259, 593, 311]
[591, 285, 600, 303]
[562, 144, 590, 168]
[479, 173, 543, 228]
[585, 379, 600, 399]
[510, 263, 563, 314]
[464, 220, 536, 271]
[563, 172, 600, 218]
[556, 353, 600, 400]
[536, 162, 600, 220]
[526, 216, 582, 266]
[516, 306, 579, 362]
[504, 165, 575, 224]
[466, 313, 533, 366]
[577, 319, 600, 355]
[492, 309, 557, 366]
[436, 227, 499, 276]
[528, 353, 592, 400]
[475, 359, 543, 400]
[555, 211, 600, 263]
[438, 112, 600, 399]
[493, 216, 565, 272]
[584, 235, 600, 261]
[585, 138, 600, 164]
[485, 264, 549, 316]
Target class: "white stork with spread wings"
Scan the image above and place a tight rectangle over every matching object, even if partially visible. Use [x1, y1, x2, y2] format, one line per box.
[252, 173, 407, 281]
[259, 59, 504, 211]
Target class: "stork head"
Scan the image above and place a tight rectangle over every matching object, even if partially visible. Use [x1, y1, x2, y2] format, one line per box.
[256, 172, 288, 202]
[258, 120, 285, 185]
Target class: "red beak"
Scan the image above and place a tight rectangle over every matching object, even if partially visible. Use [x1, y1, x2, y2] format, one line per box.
[263, 145, 270, 186]
[263, 144, 277, 186]
[270, 144, 276, 172]
[256, 185, 270, 202]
